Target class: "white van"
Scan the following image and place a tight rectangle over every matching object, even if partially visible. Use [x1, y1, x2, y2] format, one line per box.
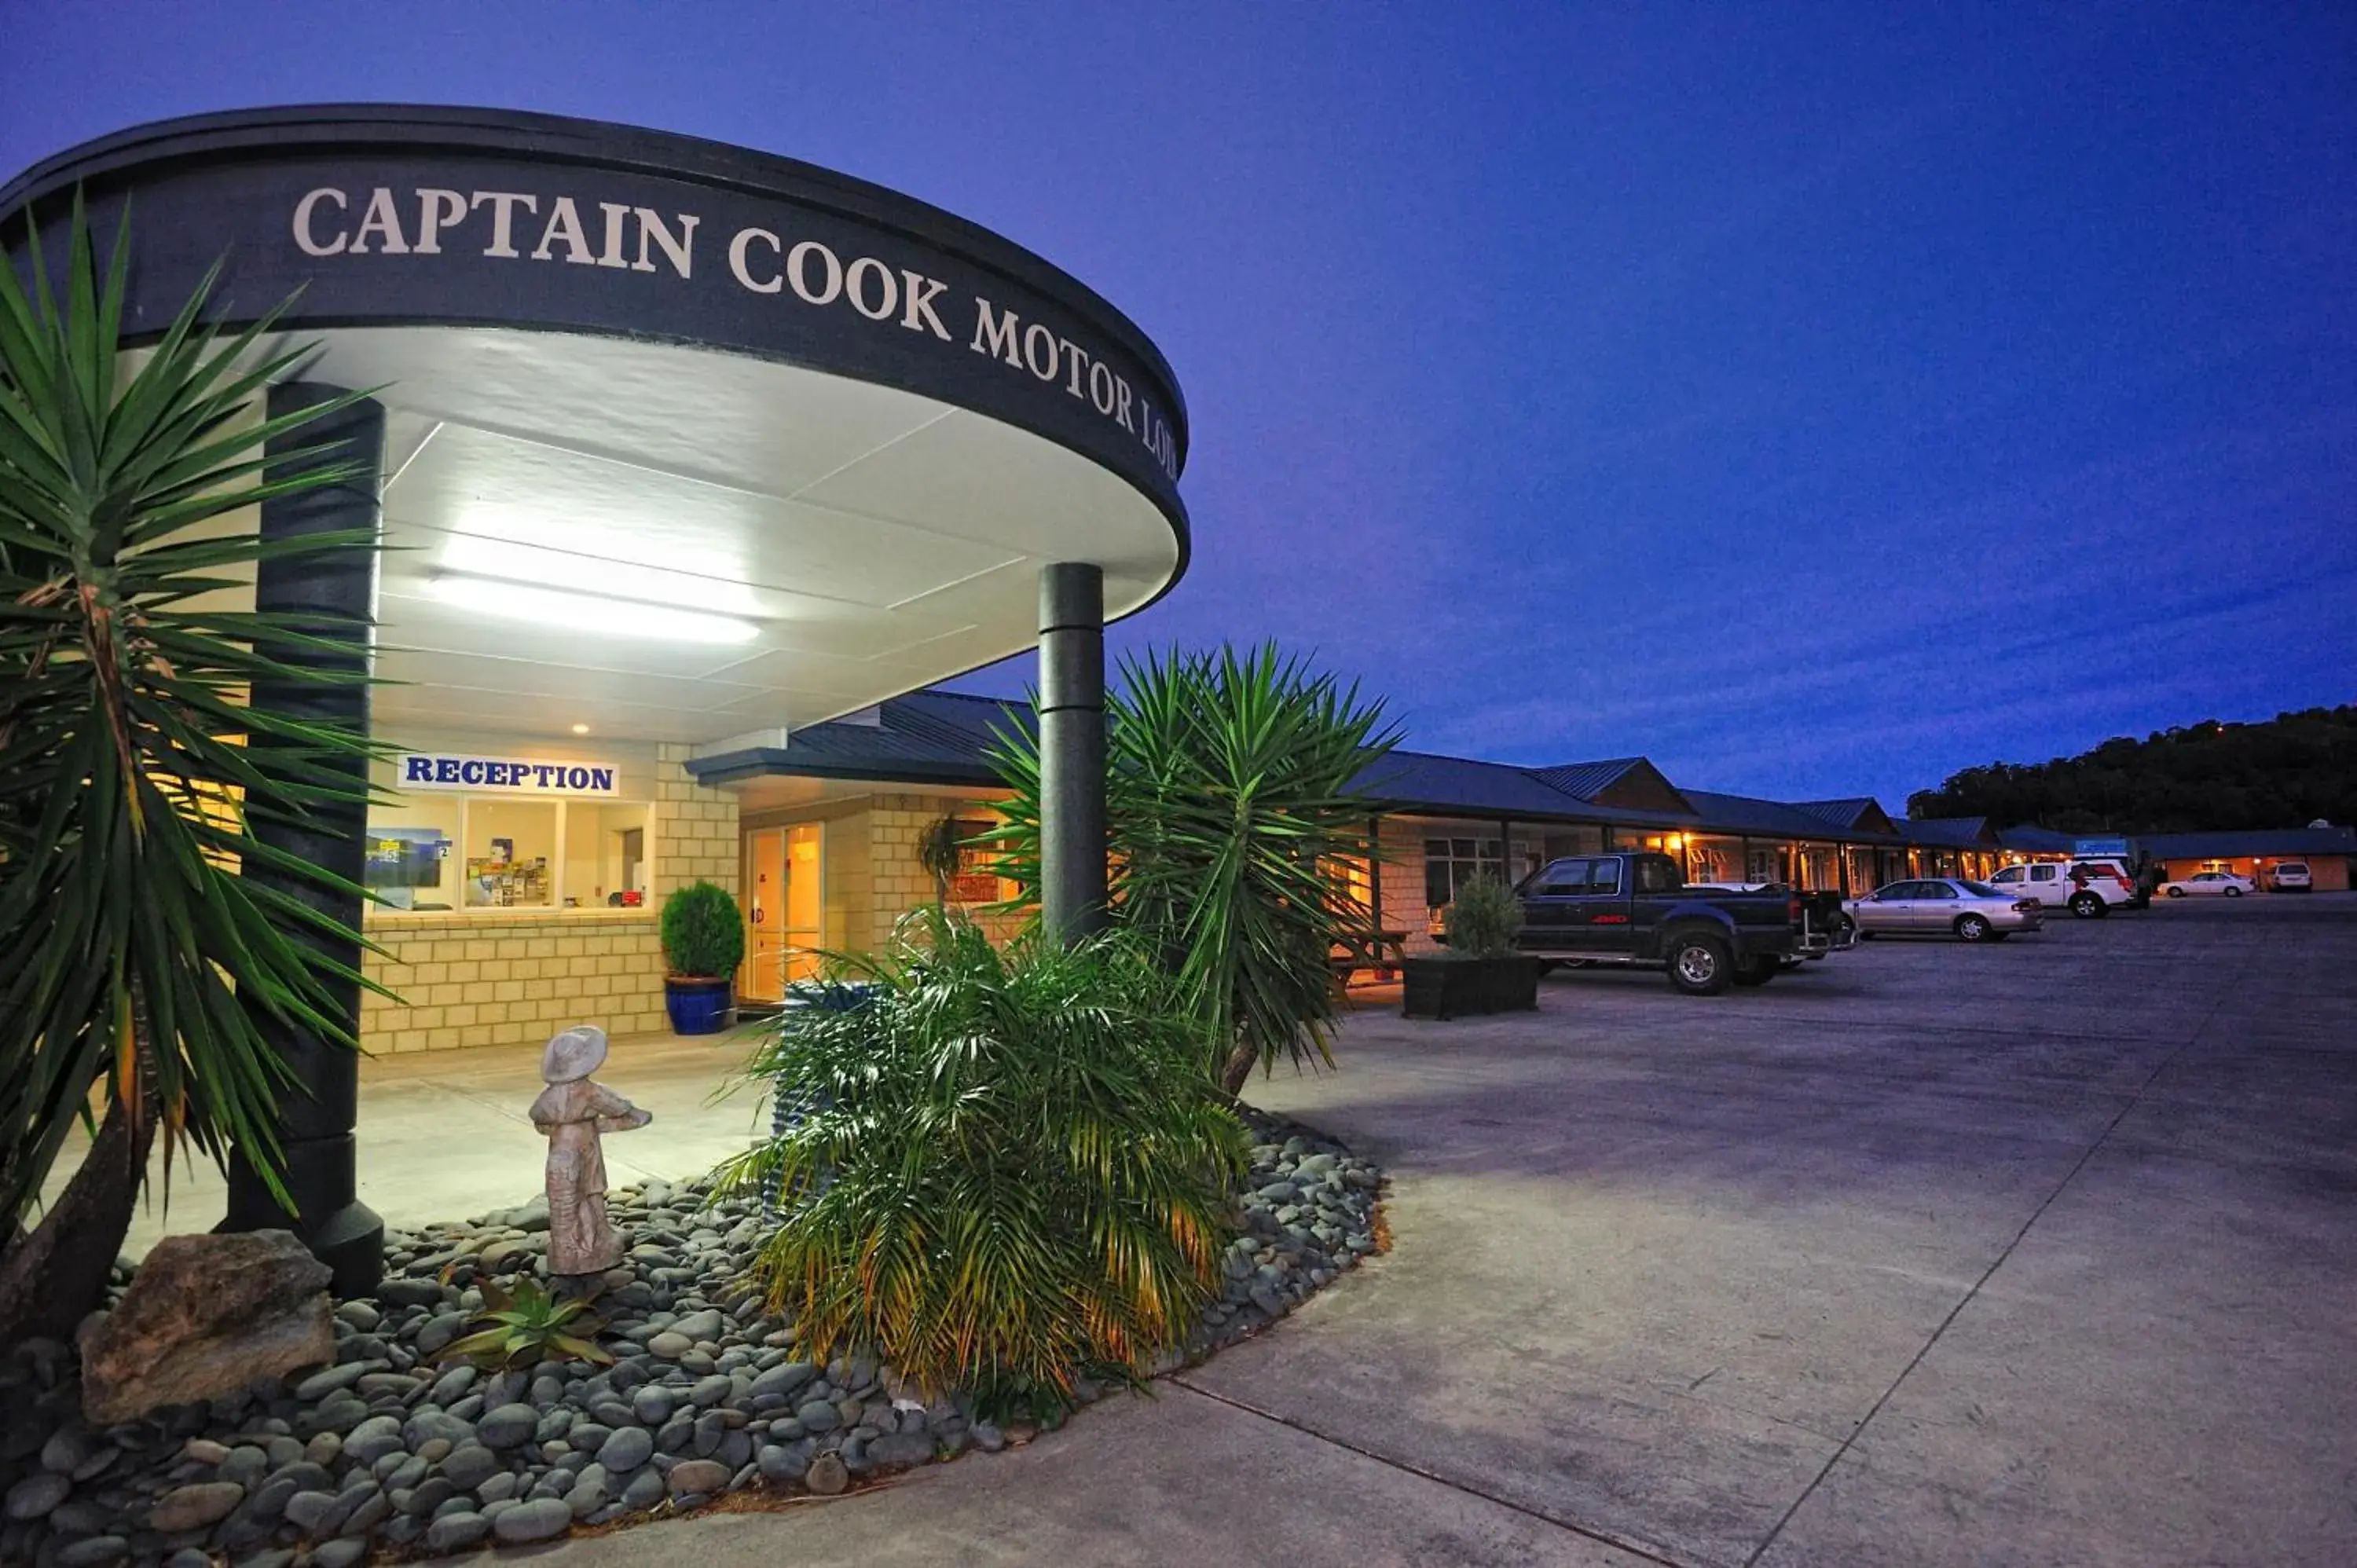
[2271, 861, 2313, 892]
[1986, 859, 2136, 918]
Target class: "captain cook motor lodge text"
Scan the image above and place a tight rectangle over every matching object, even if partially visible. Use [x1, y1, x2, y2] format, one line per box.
[290, 183, 1182, 482]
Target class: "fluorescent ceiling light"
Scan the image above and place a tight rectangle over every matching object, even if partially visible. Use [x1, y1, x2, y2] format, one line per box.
[423, 573, 761, 644]
[439, 533, 764, 617]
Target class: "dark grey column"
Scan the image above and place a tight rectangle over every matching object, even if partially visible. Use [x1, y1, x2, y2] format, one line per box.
[1039, 562, 1107, 942]
[220, 383, 386, 1296]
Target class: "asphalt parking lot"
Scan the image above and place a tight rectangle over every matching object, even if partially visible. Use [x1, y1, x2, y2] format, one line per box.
[558, 892, 2357, 1568]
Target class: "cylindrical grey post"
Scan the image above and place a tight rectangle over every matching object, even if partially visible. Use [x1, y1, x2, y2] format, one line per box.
[1039, 562, 1108, 942]
[219, 382, 387, 1297]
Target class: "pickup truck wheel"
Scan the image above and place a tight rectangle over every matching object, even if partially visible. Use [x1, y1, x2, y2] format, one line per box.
[1732, 957, 1776, 987]
[1955, 914, 1992, 942]
[1666, 934, 1733, 995]
[2069, 892, 2106, 919]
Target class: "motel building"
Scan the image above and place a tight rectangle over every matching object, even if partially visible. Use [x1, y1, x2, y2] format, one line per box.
[4, 104, 1174, 1286]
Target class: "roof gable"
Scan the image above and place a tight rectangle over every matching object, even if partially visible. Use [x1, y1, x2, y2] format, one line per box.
[1533, 757, 1695, 815]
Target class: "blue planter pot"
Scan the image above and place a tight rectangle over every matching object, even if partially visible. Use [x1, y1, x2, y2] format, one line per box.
[664, 976, 735, 1035]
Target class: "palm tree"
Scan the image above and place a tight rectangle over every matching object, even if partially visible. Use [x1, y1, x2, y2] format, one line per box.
[0, 201, 383, 1345]
[988, 644, 1398, 1094]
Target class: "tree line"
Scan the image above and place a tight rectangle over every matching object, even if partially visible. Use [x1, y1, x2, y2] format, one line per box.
[1906, 705, 2357, 833]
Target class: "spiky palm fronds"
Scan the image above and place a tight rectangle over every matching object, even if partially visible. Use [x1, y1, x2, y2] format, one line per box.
[0, 198, 384, 1231]
[712, 912, 1249, 1406]
[988, 643, 1398, 1092]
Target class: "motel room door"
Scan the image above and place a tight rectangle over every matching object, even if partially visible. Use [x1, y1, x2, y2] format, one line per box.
[743, 823, 823, 1002]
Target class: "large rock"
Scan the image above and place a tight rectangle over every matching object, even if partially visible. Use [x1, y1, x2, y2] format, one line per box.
[79, 1232, 332, 1425]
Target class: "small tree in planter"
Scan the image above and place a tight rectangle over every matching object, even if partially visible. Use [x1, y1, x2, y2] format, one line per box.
[661, 881, 744, 1035]
[915, 814, 965, 911]
[1402, 874, 1539, 1020]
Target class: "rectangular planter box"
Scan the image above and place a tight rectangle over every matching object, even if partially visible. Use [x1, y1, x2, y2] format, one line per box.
[1400, 956, 1541, 1020]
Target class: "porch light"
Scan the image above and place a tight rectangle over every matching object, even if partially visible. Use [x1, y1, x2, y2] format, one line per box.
[1664, 833, 1685, 851]
[423, 573, 761, 644]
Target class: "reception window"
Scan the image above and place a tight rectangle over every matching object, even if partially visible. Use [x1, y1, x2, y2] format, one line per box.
[366, 791, 652, 913]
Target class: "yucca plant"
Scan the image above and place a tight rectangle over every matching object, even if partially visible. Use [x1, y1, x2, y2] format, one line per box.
[438, 1275, 612, 1369]
[0, 200, 384, 1345]
[711, 910, 1249, 1409]
[988, 644, 1398, 1094]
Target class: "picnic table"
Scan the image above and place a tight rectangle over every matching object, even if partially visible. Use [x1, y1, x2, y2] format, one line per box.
[1329, 928, 1412, 981]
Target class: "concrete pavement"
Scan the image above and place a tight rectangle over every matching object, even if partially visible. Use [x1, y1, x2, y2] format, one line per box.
[46, 893, 2357, 1564]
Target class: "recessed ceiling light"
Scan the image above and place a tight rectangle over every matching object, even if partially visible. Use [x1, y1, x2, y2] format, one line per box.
[439, 534, 761, 617]
[423, 574, 761, 645]
[571, 723, 591, 735]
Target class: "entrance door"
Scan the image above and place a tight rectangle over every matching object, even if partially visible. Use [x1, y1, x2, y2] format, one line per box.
[744, 827, 787, 1002]
[745, 822, 825, 1002]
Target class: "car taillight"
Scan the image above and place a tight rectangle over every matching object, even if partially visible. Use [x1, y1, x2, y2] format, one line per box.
[1788, 896, 1803, 924]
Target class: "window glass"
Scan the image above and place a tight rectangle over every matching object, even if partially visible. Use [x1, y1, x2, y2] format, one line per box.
[1633, 857, 1677, 894]
[1534, 861, 1588, 896]
[1589, 858, 1623, 894]
[2029, 864, 2058, 881]
[365, 792, 459, 912]
[1920, 881, 1958, 900]
[464, 800, 556, 907]
[561, 801, 654, 908]
[1959, 881, 2004, 897]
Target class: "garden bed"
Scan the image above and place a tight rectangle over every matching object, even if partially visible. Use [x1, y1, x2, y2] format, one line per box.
[0, 1111, 1381, 1566]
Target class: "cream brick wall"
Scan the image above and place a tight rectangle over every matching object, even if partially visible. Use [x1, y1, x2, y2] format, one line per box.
[745, 789, 1022, 958]
[359, 913, 666, 1054]
[653, 742, 741, 900]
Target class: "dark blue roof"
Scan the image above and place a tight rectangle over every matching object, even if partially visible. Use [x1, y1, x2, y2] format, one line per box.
[1528, 758, 1650, 801]
[1682, 790, 1896, 841]
[1899, 816, 1997, 847]
[1354, 752, 1673, 825]
[684, 689, 1027, 787]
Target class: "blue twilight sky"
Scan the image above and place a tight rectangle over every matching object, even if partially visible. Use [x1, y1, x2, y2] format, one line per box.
[3, 2, 2350, 809]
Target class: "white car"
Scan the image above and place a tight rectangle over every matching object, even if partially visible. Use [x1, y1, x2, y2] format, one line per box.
[2161, 871, 2253, 898]
[2270, 862, 2312, 892]
[1845, 879, 2044, 941]
[1985, 859, 2138, 918]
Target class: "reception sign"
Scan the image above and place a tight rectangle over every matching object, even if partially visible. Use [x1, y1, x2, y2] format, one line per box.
[399, 753, 618, 796]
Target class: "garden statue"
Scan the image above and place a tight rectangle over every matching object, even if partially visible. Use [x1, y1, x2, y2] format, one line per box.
[530, 1025, 652, 1280]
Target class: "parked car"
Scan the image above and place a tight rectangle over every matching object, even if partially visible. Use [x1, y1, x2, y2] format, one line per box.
[1509, 852, 1831, 995]
[2268, 861, 2313, 892]
[1986, 859, 2137, 918]
[1845, 879, 2044, 942]
[2160, 870, 2254, 898]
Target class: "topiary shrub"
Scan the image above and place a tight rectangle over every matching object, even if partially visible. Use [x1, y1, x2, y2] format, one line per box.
[660, 880, 744, 979]
[1444, 873, 1523, 958]
[711, 910, 1248, 1412]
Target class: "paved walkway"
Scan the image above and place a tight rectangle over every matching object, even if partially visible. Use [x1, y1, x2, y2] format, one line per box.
[44, 1031, 773, 1256]
[47, 896, 2357, 1564]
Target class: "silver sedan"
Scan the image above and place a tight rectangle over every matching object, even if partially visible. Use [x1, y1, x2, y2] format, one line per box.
[1845, 878, 2044, 942]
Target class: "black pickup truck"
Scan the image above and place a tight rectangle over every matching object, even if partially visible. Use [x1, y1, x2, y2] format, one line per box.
[1509, 851, 1844, 995]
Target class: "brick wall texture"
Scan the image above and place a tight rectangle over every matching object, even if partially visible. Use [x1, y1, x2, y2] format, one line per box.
[360, 746, 740, 1054]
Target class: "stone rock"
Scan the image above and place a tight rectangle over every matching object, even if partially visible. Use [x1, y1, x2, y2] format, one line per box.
[669, 1310, 724, 1343]
[646, 1332, 693, 1359]
[57, 1533, 128, 1566]
[423, 1510, 489, 1552]
[493, 1496, 574, 1543]
[341, 1414, 405, 1466]
[282, 1487, 350, 1537]
[755, 1443, 805, 1482]
[795, 1400, 839, 1433]
[868, 1431, 934, 1468]
[596, 1427, 653, 1473]
[805, 1451, 849, 1495]
[4, 1471, 71, 1520]
[630, 1385, 673, 1425]
[79, 1232, 332, 1426]
[438, 1443, 500, 1492]
[334, 1302, 381, 1334]
[478, 1470, 519, 1504]
[313, 1539, 368, 1568]
[665, 1458, 730, 1498]
[477, 1403, 539, 1449]
[148, 1479, 246, 1532]
[619, 1467, 666, 1511]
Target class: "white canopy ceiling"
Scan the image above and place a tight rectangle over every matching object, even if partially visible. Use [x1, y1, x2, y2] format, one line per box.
[295, 326, 1182, 746]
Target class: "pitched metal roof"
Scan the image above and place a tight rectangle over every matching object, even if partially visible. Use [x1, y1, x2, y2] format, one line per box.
[1528, 757, 1651, 801]
[1791, 797, 1883, 830]
[1680, 789, 1889, 841]
[1354, 752, 1676, 825]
